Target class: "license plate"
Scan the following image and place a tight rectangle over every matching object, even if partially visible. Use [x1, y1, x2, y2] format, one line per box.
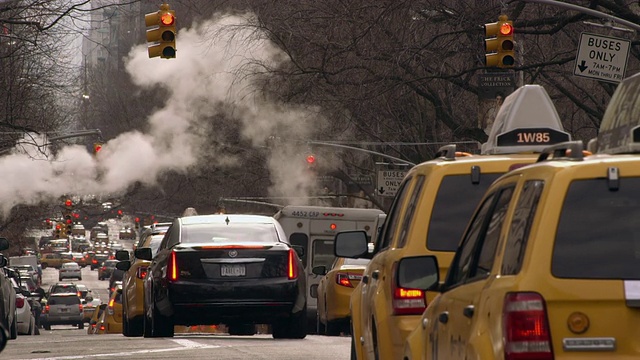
[221, 264, 245, 277]
[60, 308, 68, 312]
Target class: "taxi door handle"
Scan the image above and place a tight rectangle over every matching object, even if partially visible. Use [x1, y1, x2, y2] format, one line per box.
[362, 275, 369, 284]
[463, 305, 474, 318]
[438, 311, 449, 324]
[372, 270, 380, 280]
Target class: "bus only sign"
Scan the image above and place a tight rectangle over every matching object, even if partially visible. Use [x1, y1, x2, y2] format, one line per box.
[377, 170, 407, 197]
[574, 32, 630, 83]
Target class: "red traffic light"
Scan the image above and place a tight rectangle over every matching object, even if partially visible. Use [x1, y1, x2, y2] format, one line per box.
[117, 210, 123, 216]
[66, 219, 73, 225]
[73, 213, 80, 219]
[135, 217, 140, 223]
[306, 155, 316, 164]
[65, 199, 73, 207]
[160, 12, 175, 26]
[500, 22, 513, 36]
[55, 224, 61, 230]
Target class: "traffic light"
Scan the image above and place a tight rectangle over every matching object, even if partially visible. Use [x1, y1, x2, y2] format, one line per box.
[54, 224, 62, 239]
[64, 199, 73, 210]
[306, 154, 317, 169]
[485, 15, 515, 69]
[93, 142, 103, 155]
[117, 209, 123, 218]
[145, 3, 176, 59]
[134, 217, 140, 229]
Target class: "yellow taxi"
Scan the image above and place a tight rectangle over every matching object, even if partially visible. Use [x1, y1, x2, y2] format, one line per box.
[314, 257, 369, 335]
[103, 285, 123, 334]
[39, 253, 72, 269]
[403, 73, 640, 359]
[335, 84, 574, 360]
[119, 230, 166, 337]
[87, 304, 107, 335]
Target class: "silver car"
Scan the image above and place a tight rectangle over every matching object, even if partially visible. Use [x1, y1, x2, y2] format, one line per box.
[58, 262, 82, 281]
[42, 293, 83, 330]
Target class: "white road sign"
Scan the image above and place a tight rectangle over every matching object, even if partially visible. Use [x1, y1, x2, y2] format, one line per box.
[574, 32, 630, 83]
[377, 170, 407, 197]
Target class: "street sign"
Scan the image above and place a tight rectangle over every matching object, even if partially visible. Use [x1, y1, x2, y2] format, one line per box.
[574, 32, 630, 83]
[478, 71, 516, 99]
[377, 170, 407, 197]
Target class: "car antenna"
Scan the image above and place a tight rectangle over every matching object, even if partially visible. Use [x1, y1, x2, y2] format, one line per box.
[225, 216, 230, 225]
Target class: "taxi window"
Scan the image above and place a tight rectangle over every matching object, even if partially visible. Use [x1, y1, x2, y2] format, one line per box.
[378, 178, 412, 251]
[397, 176, 426, 248]
[427, 173, 502, 251]
[552, 178, 640, 279]
[445, 191, 498, 288]
[502, 180, 544, 275]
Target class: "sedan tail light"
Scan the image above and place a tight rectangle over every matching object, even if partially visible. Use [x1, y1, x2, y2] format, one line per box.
[167, 250, 178, 282]
[15, 297, 25, 308]
[287, 249, 298, 280]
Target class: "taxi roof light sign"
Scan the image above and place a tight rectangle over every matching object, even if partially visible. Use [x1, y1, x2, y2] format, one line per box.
[592, 72, 640, 154]
[481, 84, 571, 155]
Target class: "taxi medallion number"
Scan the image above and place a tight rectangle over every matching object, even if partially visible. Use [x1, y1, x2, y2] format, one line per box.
[221, 264, 246, 277]
[496, 127, 570, 146]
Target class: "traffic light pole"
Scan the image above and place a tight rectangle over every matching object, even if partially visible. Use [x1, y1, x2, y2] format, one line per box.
[304, 140, 416, 166]
[48, 129, 103, 142]
[519, 0, 640, 32]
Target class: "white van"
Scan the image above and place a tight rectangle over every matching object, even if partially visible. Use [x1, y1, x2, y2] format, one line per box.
[273, 205, 385, 332]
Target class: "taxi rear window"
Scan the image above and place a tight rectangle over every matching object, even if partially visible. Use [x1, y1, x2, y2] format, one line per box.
[427, 173, 503, 251]
[552, 178, 640, 279]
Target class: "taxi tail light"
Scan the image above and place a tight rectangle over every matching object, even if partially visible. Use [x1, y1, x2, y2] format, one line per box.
[136, 266, 149, 279]
[336, 273, 353, 287]
[503, 292, 553, 360]
[391, 262, 426, 315]
[107, 298, 115, 315]
[287, 249, 298, 280]
[167, 250, 178, 281]
[99, 324, 105, 331]
[15, 297, 25, 308]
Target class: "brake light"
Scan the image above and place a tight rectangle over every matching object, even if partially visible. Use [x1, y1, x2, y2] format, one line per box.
[391, 262, 426, 316]
[167, 250, 178, 281]
[15, 297, 25, 308]
[44, 305, 50, 313]
[503, 292, 553, 360]
[336, 273, 353, 287]
[79, 303, 83, 312]
[92, 259, 97, 264]
[288, 249, 297, 280]
[99, 324, 105, 331]
[101, 266, 106, 271]
[136, 266, 149, 279]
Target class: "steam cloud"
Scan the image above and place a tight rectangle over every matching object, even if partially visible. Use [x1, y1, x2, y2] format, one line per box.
[0, 13, 321, 216]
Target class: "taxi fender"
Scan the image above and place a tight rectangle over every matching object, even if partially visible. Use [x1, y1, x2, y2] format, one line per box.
[350, 283, 365, 360]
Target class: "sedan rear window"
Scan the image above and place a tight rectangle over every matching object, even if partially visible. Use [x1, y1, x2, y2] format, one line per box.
[181, 223, 279, 244]
[49, 296, 80, 305]
[552, 178, 640, 279]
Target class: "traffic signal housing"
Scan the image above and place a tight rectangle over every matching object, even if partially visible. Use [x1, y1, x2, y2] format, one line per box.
[485, 15, 515, 69]
[145, 3, 176, 59]
[93, 142, 103, 155]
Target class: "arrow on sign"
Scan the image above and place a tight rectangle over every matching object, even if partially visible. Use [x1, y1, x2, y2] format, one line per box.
[378, 187, 385, 194]
[577, 60, 588, 73]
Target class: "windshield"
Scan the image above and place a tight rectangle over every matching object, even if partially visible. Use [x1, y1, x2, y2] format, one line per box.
[148, 235, 165, 257]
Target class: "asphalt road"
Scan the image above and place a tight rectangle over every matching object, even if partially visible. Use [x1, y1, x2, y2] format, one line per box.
[0, 222, 351, 359]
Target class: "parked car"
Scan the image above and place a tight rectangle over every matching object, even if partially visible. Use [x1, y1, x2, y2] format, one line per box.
[42, 293, 83, 330]
[0, 239, 18, 340]
[10, 278, 35, 335]
[58, 262, 82, 281]
[140, 214, 306, 338]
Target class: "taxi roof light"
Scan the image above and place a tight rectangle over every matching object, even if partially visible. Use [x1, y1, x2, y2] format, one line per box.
[481, 85, 571, 155]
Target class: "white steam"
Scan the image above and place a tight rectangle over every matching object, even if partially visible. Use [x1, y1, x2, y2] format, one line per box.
[0, 13, 320, 216]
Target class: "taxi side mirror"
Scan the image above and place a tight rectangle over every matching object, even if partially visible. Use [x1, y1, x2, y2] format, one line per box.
[115, 250, 130, 261]
[334, 231, 369, 259]
[311, 266, 327, 276]
[134, 247, 152, 261]
[397, 256, 440, 291]
[116, 261, 131, 272]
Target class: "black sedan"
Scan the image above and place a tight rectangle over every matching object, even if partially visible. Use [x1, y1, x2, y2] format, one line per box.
[138, 214, 307, 339]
